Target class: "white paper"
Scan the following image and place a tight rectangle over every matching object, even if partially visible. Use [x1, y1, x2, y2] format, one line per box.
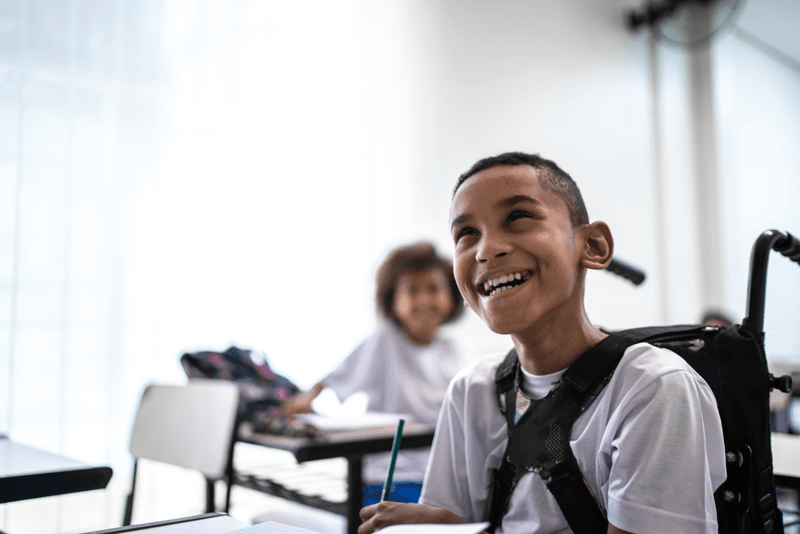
[143, 515, 249, 534]
[228, 521, 489, 534]
[227, 521, 323, 534]
[295, 412, 409, 431]
[381, 522, 489, 534]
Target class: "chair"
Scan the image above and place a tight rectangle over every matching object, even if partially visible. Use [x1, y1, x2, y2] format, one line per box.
[122, 380, 240, 526]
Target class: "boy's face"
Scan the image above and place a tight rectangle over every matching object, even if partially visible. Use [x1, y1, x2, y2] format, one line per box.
[392, 268, 453, 345]
[450, 165, 585, 336]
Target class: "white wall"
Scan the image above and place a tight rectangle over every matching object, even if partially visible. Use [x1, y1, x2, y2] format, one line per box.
[399, 0, 662, 342]
[714, 29, 800, 359]
[1, 0, 799, 531]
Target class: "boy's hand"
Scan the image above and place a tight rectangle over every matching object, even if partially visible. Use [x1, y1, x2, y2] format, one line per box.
[280, 382, 324, 416]
[358, 502, 468, 533]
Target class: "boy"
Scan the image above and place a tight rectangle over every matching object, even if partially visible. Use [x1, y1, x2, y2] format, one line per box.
[358, 152, 726, 534]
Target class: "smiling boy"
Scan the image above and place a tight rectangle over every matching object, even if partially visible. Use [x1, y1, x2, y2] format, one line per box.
[358, 152, 726, 534]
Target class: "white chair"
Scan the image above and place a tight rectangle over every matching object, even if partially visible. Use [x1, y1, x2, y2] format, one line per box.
[123, 380, 240, 526]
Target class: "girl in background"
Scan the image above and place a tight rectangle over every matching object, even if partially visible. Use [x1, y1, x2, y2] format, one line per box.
[282, 242, 464, 505]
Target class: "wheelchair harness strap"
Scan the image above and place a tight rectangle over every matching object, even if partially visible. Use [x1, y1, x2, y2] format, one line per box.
[488, 329, 673, 533]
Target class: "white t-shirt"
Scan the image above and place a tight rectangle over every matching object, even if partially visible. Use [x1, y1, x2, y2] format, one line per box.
[420, 342, 727, 534]
[324, 321, 462, 483]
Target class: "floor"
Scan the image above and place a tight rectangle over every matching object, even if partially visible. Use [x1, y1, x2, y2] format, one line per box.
[780, 487, 800, 534]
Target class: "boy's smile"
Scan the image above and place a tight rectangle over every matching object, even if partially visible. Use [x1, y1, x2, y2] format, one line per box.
[450, 165, 586, 339]
[479, 269, 534, 296]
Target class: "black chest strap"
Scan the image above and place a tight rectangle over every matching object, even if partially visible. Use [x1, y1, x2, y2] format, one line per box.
[487, 329, 669, 533]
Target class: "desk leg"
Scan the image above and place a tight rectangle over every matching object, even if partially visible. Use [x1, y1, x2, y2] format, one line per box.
[205, 478, 215, 513]
[346, 455, 364, 534]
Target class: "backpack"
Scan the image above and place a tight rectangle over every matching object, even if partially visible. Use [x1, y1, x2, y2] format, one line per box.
[488, 229, 800, 534]
[180, 346, 300, 421]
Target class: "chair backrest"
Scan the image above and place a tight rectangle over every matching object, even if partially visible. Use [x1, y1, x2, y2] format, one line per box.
[129, 380, 240, 480]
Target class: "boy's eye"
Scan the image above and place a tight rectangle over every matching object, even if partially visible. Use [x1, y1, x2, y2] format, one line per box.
[506, 210, 533, 225]
[454, 227, 477, 242]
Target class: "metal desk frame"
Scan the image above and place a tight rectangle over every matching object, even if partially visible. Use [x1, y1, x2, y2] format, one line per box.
[233, 422, 435, 534]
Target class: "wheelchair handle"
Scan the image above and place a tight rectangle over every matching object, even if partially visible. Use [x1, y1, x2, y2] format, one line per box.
[774, 230, 800, 265]
[743, 229, 800, 337]
[606, 257, 646, 286]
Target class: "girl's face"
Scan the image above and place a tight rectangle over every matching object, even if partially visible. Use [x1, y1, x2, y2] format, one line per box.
[392, 268, 454, 346]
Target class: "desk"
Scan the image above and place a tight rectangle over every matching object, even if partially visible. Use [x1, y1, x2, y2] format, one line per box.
[772, 432, 800, 488]
[235, 422, 435, 534]
[0, 435, 113, 504]
[771, 432, 800, 526]
[85, 512, 247, 533]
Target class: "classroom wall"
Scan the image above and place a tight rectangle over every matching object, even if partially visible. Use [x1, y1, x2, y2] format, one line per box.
[1, 0, 798, 531]
[714, 29, 800, 359]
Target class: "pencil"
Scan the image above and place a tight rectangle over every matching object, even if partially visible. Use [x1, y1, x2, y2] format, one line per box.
[380, 418, 405, 502]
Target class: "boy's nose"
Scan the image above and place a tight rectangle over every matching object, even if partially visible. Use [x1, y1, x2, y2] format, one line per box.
[476, 235, 511, 263]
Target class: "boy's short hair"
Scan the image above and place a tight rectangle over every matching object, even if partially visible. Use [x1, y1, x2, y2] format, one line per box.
[454, 151, 590, 228]
[376, 242, 464, 326]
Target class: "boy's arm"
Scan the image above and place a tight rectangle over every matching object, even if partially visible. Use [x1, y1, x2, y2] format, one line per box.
[356, 503, 634, 534]
[607, 525, 632, 534]
[357, 502, 468, 534]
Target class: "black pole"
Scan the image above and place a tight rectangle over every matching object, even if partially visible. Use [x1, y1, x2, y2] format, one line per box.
[122, 460, 138, 526]
[346, 456, 364, 534]
[606, 257, 646, 286]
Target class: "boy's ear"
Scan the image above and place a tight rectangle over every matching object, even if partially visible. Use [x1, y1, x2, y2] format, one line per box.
[579, 221, 614, 270]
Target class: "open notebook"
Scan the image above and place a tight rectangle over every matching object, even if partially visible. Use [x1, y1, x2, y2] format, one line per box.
[293, 412, 411, 431]
[229, 521, 490, 534]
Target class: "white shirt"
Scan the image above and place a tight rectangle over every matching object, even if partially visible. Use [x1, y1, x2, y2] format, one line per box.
[420, 343, 727, 533]
[324, 320, 462, 483]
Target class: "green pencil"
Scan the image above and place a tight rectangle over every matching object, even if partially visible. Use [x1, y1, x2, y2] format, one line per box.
[381, 418, 405, 502]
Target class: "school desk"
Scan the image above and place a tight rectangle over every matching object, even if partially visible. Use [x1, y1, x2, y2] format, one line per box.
[84, 512, 247, 534]
[772, 431, 800, 484]
[234, 421, 436, 534]
[0, 434, 113, 504]
[771, 431, 800, 523]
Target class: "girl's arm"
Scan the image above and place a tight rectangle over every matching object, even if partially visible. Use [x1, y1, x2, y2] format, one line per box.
[280, 382, 324, 416]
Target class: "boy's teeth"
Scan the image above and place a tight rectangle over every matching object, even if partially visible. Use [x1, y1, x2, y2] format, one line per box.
[489, 285, 510, 296]
[482, 270, 532, 296]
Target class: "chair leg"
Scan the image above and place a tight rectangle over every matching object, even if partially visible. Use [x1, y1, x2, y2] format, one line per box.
[123, 460, 138, 526]
[205, 478, 216, 513]
[224, 476, 233, 513]
[796, 487, 800, 518]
